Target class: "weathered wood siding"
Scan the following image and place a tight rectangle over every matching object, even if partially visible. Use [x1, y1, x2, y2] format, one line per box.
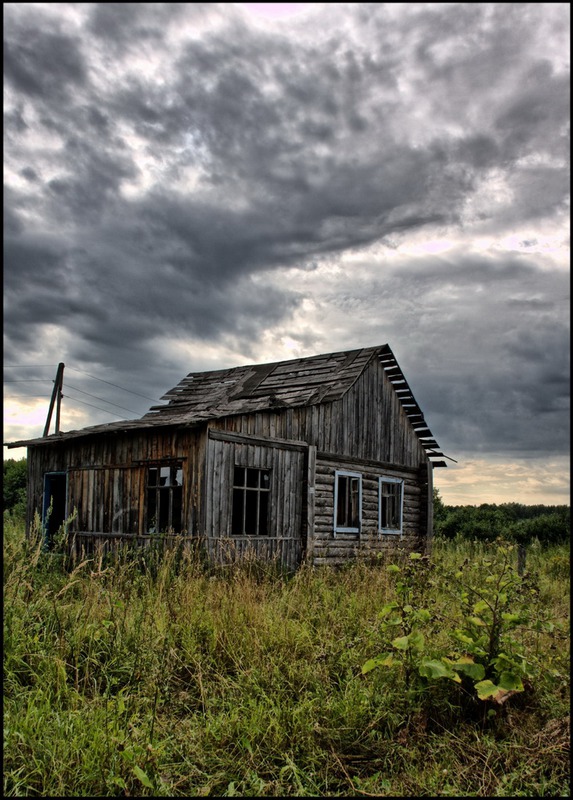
[211, 357, 427, 468]
[204, 430, 306, 570]
[26, 427, 202, 536]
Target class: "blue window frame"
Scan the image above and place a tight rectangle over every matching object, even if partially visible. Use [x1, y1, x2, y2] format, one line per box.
[379, 477, 404, 535]
[334, 470, 362, 535]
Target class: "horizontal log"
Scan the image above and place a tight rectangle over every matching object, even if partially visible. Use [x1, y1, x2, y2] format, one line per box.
[208, 428, 307, 451]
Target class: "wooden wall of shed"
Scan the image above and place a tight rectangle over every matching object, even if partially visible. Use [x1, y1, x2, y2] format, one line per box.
[210, 357, 428, 469]
[204, 433, 305, 571]
[310, 453, 427, 566]
[25, 427, 202, 536]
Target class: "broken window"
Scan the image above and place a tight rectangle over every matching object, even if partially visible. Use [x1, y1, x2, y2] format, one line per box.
[147, 463, 183, 533]
[379, 477, 403, 534]
[334, 471, 361, 534]
[232, 466, 270, 535]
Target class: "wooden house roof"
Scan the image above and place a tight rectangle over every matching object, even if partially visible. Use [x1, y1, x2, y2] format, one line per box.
[6, 345, 446, 461]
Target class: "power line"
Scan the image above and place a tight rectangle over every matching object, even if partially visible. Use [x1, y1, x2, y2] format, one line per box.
[3, 379, 54, 383]
[5, 364, 162, 403]
[5, 393, 134, 420]
[61, 396, 128, 419]
[65, 383, 142, 415]
[66, 366, 160, 402]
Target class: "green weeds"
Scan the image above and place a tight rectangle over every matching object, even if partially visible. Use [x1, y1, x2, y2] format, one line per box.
[3, 517, 569, 796]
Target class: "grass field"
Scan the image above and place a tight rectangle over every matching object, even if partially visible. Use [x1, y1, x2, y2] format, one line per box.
[3, 514, 570, 797]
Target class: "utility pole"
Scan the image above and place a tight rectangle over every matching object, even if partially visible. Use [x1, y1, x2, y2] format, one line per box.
[44, 362, 65, 436]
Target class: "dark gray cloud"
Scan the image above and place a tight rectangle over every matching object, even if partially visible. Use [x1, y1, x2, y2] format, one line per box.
[297, 249, 569, 459]
[3, 2, 569, 493]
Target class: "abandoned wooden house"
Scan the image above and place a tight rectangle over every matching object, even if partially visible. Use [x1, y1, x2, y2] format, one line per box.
[7, 345, 448, 568]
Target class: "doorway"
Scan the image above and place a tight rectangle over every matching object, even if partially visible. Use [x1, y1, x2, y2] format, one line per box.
[43, 472, 67, 548]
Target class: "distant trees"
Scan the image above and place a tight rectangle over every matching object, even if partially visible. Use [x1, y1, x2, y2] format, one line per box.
[433, 488, 570, 546]
[3, 458, 27, 518]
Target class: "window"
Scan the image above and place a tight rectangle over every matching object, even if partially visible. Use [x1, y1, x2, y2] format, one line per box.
[334, 471, 362, 535]
[147, 463, 183, 533]
[232, 466, 270, 535]
[379, 477, 404, 534]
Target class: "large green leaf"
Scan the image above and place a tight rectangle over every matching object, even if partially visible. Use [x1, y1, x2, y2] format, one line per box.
[418, 659, 461, 683]
[408, 630, 425, 652]
[453, 630, 475, 645]
[475, 680, 499, 699]
[497, 671, 524, 692]
[362, 653, 394, 674]
[133, 765, 154, 789]
[475, 675, 524, 704]
[392, 635, 411, 650]
[450, 657, 485, 681]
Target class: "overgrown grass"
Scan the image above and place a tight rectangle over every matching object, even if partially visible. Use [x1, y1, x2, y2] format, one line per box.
[3, 514, 570, 796]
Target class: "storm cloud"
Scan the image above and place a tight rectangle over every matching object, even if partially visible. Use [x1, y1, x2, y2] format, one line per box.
[3, 2, 570, 503]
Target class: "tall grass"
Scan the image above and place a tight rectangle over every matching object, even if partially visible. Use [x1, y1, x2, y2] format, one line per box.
[3, 515, 570, 796]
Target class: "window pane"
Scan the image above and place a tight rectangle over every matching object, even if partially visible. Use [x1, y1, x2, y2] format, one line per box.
[259, 492, 269, 535]
[148, 468, 158, 487]
[158, 487, 170, 531]
[234, 466, 245, 487]
[349, 478, 360, 528]
[337, 476, 348, 526]
[381, 482, 401, 530]
[232, 488, 244, 534]
[147, 489, 157, 532]
[336, 474, 360, 530]
[232, 468, 271, 535]
[245, 491, 258, 534]
[246, 468, 259, 488]
[159, 466, 170, 486]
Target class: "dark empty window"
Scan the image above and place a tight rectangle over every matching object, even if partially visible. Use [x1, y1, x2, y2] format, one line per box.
[147, 464, 183, 533]
[334, 471, 361, 534]
[379, 478, 403, 534]
[232, 466, 270, 535]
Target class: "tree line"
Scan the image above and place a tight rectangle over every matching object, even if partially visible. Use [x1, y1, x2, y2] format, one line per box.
[433, 488, 570, 545]
[3, 458, 27, 518]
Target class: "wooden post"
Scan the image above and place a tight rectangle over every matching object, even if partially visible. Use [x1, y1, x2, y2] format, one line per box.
[425, 460, 434, 556]
[44, 362, 64, 436]
[306, 445, 316, 565]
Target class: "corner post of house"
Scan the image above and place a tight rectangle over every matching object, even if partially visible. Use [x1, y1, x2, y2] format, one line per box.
[305, 444, 317, 565]
[425, 460, 434, 556]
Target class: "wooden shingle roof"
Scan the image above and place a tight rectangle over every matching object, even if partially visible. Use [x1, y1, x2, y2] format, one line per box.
[6, 345, 445, 461]
[142, 346, 380, 422]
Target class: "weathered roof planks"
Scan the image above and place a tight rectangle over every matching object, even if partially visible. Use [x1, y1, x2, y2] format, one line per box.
[7, 345, 443, 463]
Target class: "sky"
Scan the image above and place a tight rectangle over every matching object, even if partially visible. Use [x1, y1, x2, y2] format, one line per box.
[3, 2, 570, 506]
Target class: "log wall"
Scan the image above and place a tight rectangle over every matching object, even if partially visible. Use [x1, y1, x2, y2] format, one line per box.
[310, 452, 427, 566]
